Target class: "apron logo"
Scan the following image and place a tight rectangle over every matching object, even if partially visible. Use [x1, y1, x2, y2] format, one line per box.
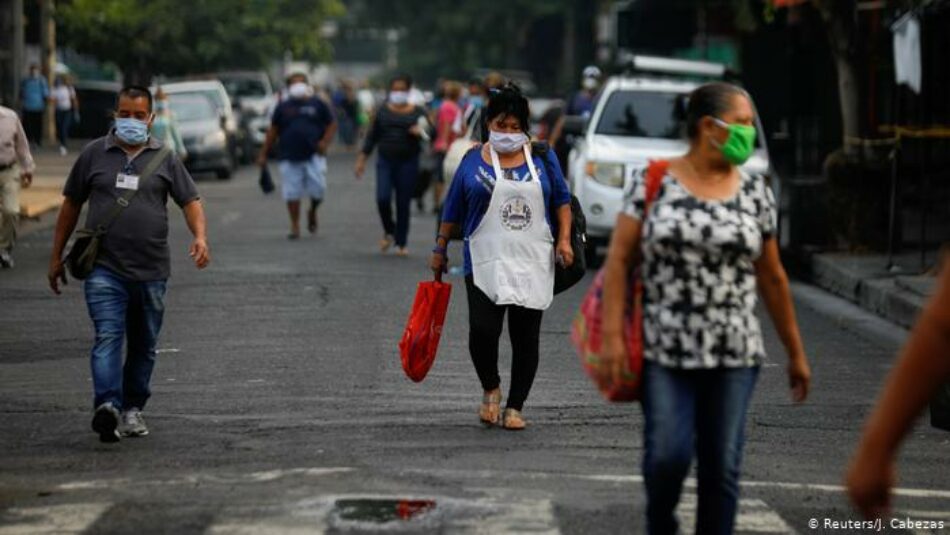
[500, 196, 533, 231]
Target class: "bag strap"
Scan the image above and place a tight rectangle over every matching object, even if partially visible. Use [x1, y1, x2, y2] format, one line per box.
[643, 159, 668, 217]
[631, 160, 669, 267]
[97, 145, 172, 232]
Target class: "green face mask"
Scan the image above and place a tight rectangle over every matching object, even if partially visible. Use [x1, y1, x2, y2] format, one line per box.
[711, 118, 756, 165]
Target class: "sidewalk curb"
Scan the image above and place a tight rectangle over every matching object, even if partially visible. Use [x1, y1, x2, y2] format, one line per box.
[809, 253, 928, 329]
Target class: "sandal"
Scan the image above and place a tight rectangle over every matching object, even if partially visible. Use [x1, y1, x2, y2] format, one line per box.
[479, 390, 501, 426]
[502, 408, 526, 431]
[379, 235, 394, 253]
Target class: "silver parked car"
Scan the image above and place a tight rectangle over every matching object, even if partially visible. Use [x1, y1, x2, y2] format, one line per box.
[166, 94, 233, 179]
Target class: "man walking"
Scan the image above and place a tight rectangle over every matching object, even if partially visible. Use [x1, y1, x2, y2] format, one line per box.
[257, 72, 336, 239]
[47, 86, 210, 443]
[0, 104, 35, 268]
[20, 64, 49, 147]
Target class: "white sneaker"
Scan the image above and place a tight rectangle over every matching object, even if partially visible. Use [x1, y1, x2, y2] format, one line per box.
[119, 408, 149, 437]
[59, 145, 68, 156]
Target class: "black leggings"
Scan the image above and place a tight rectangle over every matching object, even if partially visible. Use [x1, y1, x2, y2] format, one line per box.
[465, 276, 543, 411]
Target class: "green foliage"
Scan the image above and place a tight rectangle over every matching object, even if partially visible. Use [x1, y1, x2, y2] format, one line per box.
[59, 0, 345, 83]
[342, 0, 577, 83]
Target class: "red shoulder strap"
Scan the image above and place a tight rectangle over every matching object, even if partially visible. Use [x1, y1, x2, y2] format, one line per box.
[643, 160, 668, 215]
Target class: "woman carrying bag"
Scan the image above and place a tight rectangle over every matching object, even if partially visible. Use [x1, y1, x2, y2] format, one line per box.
[429, 83, 573, 430]
[600, 82, 812, 533]
[355, 74, 429, 257]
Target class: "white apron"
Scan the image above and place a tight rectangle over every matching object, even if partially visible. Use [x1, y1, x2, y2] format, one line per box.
[469, 145, 555, 311]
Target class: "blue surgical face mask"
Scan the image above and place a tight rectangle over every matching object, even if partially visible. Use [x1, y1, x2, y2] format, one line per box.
[469, 95, 484, 107]
[115, 117, 151, 145]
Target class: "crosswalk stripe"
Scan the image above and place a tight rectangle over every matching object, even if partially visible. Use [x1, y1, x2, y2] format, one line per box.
[0, 503, 111, 535]
[677, 496, 795, 534]
[55, 467, 354, 491]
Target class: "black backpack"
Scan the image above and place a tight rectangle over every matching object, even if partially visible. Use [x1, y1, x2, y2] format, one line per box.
[532, 142, 588, 294]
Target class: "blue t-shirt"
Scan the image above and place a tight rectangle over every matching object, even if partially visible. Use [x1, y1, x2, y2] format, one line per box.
[271, 97, 334, 162]
[21, 76, 49, 112]
[441, 147, 572, 276]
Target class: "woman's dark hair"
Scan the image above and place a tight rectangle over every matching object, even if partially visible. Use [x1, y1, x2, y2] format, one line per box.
[685, 82, 749, 140]
[481, 81, 530, 142]
[389, 73, 413, 90]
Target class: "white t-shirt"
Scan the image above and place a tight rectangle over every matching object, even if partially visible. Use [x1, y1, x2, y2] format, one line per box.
[52, 85, 75, 111]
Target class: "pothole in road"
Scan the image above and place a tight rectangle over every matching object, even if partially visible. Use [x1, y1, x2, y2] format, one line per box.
[331, 498, 437, 527]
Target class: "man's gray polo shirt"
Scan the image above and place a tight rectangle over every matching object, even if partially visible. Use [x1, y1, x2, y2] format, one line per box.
[63, 133, 200, 282]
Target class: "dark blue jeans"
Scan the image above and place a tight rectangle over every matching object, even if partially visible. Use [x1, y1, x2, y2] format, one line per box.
[54, 109, 73, 148]
[376, 154, 419, 247]
[84, 266, 167, 411]
[640, 360, 760, 535]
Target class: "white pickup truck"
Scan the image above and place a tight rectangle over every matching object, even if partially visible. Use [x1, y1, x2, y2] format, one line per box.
[565, 59, 776, 263]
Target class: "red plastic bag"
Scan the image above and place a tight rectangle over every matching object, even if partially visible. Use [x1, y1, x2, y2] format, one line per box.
[571, 269, 644, 401]
[399, 281, 452, 382]
[570, 160, 667, 402]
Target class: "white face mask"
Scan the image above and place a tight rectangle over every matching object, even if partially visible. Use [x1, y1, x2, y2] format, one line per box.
[488, 130, 528, 154]
[288, 82, 311, 99]
[582, 77, 599, 90]
[389, 91, 409, 105]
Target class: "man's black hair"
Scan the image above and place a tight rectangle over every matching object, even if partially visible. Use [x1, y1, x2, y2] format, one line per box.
[286, 72, 309, 84]
[117, 85, 154, 113]
[481, 81, 530, 142]
[389, 73, 413, 89]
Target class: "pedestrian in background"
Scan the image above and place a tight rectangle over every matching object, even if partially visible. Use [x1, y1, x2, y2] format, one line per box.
[333, 80, 359, 151]
[431, 81, 462, 214]
[847, 265, 950, 519]
[600, 82, 811, 534]
[455, 78, 485, 140]
[47, 86, 210, 443]
[430, 83, 573, 430]
[356, 80, 376, 138]
[257, 72, 337, 239]
[19, 64, 49, 147]
[151, 88, 188, 161]
[52, 75, 79, 156]
[0, 104, 35, 269]
[548, 65, 602, 170]
[354, 74, 429, 257]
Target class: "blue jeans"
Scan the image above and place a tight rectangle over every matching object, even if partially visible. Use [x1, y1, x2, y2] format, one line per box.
[84, 267, 167, 411]
[640, 360, 760, 535]
[376, 154, 419, 247]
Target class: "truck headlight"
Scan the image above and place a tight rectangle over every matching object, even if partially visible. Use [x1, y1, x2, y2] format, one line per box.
[202, 130, 226, 147]
[585, 161, 625, 188]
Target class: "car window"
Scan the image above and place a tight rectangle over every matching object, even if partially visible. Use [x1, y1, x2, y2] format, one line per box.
[168, 95, 218, 121]
[221, 78, 269, 99]
[595, 90, 685, 139]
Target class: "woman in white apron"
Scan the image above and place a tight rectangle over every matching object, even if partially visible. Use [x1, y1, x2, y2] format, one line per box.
[430, 84, 574, 430]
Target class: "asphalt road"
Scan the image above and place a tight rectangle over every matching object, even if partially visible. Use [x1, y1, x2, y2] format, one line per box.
[1, 155, 947, 534]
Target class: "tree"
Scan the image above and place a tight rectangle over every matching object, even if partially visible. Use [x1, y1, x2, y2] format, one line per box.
[810, 0, 860, 153]
[59, 0, 345, 85]
[341, 0, 582, 87]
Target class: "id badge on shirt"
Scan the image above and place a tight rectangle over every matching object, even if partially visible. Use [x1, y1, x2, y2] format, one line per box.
[116, 173, 140, 190]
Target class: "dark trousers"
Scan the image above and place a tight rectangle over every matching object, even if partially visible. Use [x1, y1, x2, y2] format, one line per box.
[640, 361, 760, 535]
[23, 110, 43, 146]
[55, 110, 73, 148]
[464, 276, 543, 411]
[376, 154, 419, 247]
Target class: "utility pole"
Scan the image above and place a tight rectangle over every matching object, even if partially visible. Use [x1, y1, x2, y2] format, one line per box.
[0, 0, 26, 107]
[40, 0, 55, 146]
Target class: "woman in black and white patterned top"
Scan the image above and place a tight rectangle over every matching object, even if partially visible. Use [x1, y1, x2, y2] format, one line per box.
[601, 82, 812, 534]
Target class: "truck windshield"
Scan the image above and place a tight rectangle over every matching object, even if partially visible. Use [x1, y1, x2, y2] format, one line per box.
[595, 90, 684, 139]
